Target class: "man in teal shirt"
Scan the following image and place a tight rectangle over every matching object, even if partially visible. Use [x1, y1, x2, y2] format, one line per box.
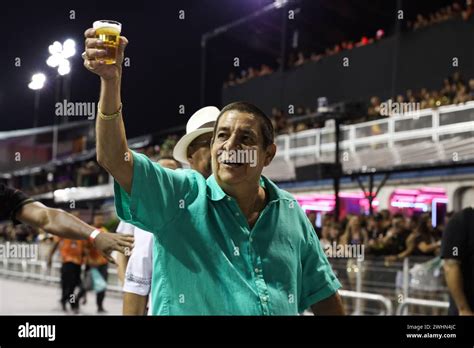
[83, 27, 344, 315]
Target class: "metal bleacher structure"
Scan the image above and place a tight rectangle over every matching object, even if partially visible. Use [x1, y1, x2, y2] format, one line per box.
[264, 101, 474, 181]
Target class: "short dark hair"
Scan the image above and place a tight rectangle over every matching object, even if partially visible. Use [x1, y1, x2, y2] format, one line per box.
[213, 101, 275, 148]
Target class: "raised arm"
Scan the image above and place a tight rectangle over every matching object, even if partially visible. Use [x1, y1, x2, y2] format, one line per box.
[83, 28, 133, 194]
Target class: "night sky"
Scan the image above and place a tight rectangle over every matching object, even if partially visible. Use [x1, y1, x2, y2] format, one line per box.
[0, 0, 453, 137]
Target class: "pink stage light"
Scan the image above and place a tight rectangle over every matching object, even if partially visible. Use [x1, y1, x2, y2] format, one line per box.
[393, 189, 420, 195]
[420, 187, 446, 194]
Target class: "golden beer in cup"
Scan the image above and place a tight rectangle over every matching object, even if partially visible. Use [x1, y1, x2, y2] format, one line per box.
[93, 20, 122, 64]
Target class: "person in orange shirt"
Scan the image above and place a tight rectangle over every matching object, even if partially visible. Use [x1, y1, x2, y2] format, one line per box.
[84, 214, 110, 313]
[48, 236, 86, 313]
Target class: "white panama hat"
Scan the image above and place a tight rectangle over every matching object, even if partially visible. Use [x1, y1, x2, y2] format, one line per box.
[173, 106, 220, 164]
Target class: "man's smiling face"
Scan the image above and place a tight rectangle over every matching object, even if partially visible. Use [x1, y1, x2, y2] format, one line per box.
[211, 110, 275, 188]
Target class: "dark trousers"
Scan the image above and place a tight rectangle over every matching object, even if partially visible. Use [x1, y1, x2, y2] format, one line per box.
[96, 264, 109, 310]
[60, 262, 82, 309]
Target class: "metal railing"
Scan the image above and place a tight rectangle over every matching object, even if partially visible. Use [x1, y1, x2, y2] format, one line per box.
[0, 244, 450, 315]
[396, 298, 449, 315]
[328, 256, 449, 315]
[339, 289, 393, 315]
[0, 258, 122, 293]
[269, 102, 474, 178]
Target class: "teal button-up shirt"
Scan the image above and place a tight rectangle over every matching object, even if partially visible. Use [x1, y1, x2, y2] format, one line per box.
[115, 151, 341, 315]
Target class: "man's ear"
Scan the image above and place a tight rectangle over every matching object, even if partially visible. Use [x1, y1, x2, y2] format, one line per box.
[263, 143, 277, 167]
[187, 154, 194, 165]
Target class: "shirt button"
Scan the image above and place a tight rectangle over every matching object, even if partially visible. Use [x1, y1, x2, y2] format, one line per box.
[227, 197, 231, 201]
[235, 212, 239, 216]
[249, 236, 253, 242]
[261, 296, 268, 302]
[254, 268, 260, 273]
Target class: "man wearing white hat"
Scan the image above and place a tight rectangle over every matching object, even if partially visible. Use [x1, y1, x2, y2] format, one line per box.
[119, 106, 219, 315]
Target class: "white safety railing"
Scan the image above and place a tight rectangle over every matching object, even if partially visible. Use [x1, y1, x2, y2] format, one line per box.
[0, 258, 122, 293]
[339, 289, 393, 315]
[270, 102, 474, 177]
[396, 298, 449, 315]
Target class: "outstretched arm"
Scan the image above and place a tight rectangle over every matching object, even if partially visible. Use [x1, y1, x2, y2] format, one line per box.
[16, 201, 133, 262]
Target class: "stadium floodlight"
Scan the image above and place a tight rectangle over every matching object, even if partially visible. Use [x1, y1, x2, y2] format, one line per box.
[274, 0, 289, 9]
[58, 59, 71, 76]
[28, 73, 46, 90]
[62, 39, 76, 58]
[28, 73, 46, 127]
[46, 39, 76, 75]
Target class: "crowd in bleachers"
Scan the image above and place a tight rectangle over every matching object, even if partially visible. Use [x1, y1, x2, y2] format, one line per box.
[308, 209, 451, 262]
[224, 1, 473, 89]
[408, 0, 473, 31]
[268, 72, 474, 135]
[2, 134, 180, 197]
[223, 28, 385, 88]
[6, 160, 110, 196]
[368, 72, 474, 120]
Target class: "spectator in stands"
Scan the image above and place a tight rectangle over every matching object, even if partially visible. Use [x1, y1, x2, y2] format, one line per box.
[462, 0, 474, 21]
[340, 216, 368, 313]
[247, 67, 257, 79]
[320, 221, 341, 251]
[454, 84, 470, 104]
[396, 94, 405, 104]
[310, 52, 323, 62]
[224, 72, 236, 88]
[235, 70, 247, 84]
[76, 161, 101, 187]
[385, 214, 440, 262]
[306, 210, 317, 229]
[340, 215, 368, 247]
[379, 215, 410, 258]
[367, 96, 381, 119]
[295, 122, 308, 132]
[294, 52, 306, 67]
[160, 135, 179, 158]
[259, 64, 273, 76]
[367, 213, 387, 255]
[412, 215, 442, 256]
[329, 222, 342, 243]
[469, 79, 474, 99]
[413, 14, 429, 30]
[295, 106, 305, 117]
[453, 71, 465, 87]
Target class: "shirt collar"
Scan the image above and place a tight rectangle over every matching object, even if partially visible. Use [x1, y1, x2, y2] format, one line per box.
[206, 174, 282, 203]
[206, 175, 226, 201]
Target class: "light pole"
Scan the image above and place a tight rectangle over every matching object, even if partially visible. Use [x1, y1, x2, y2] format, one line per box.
[28, 73, 46, 128]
